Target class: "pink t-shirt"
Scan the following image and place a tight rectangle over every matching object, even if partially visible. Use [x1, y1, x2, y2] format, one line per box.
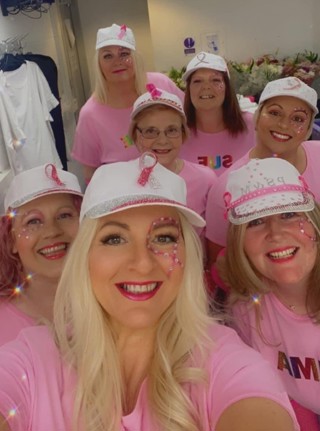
[0, 324, 299, 431]
[0, 300, 35, 346]
[71, 72, 185, 167]
[180, 159, 217, 224]
[231, 292, 320, 415]
[205, 140, 320, 246]
[179, 112, 255, 177]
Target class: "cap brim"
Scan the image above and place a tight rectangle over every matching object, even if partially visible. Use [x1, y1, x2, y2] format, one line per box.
[7, 189, 83, 212]
[81, 198, 206, 228]
[228, 194, 315, 225]
[96, 39, 135, 51]
[259, 92, 319, 115]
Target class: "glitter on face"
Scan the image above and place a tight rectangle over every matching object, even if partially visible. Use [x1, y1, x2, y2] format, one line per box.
[299, 217, 317, 242]
[146, 217, 184, 275]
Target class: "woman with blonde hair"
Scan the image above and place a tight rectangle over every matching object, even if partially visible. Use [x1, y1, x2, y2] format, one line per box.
[218, 157, 320, 431]
[0, 154, 299, 431]
[72, 23, 184, 184]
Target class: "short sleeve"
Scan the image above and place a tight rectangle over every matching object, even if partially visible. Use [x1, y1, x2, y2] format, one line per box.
[205, 326, 300, 430]
[71, 103, 101, 167]
[0, 338, 34, 431]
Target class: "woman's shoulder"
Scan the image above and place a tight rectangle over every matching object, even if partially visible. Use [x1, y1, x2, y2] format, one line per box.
[182, 160, 217, 181]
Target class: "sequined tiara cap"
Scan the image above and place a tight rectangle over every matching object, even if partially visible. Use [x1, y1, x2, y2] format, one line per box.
[182, 51, 230, 82]
[80, 152, 205, 228]
[258, 77, 318, 115]
[128, 85, 186, 139]
[4, 164, 83, 213]
[96, 23, 136, 51]
[224, 158, 315, 225]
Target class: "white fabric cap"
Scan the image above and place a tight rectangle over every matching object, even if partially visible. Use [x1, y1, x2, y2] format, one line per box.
[259, 77, 318, 115]
[224, 158, 314, 225]
[4, 164, 83, 212]
[128, 85, 185, 138]
[182, 51, 229, 82]
[96, 24, 136, 51]
[80, 152, 205, 228]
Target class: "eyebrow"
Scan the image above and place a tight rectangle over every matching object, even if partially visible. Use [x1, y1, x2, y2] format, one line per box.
[99, 220, 130, 230]
[151, 220, 180, 230]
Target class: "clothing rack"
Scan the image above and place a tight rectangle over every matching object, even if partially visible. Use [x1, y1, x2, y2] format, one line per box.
[0, 34, 27, 59]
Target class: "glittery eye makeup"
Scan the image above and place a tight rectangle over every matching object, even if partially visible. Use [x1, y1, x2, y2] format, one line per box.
[147, 217, 184, 275]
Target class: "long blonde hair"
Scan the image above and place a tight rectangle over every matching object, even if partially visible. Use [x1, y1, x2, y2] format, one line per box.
[93, 49, 147, 105]
[54, 212, 214, 431]
[217, 204, 320, 323]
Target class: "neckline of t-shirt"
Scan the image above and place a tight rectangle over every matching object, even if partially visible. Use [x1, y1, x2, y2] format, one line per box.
[1, 298, 35, 323]
[269, 291, 309, 322]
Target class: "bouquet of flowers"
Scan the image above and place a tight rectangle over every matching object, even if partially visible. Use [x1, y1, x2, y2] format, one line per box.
[229, 50, 320, 98]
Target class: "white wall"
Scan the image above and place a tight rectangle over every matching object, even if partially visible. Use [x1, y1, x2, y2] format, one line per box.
[75, 0, 155, 93]
[147, 0, 317, 72]
[0, 8, 58, 62]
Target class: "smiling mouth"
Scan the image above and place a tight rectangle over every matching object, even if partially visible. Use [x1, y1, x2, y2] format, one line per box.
[270, 131, 291, 141]
[38, 243, 68, 256]
[117, 282, 161, 294]
[200, 95, 214, 99]
[152, 149, 171, 154]
[267, 247, 298, 260]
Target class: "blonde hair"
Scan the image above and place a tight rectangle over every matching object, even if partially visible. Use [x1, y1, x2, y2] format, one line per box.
[217, 204, 320, 323]
[54, 212, 214, 431]
[93, 49, 147, 104]
[130, 104, 190, 143]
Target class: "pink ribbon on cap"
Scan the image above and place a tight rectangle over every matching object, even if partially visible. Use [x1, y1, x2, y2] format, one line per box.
[146, 83, 162, 100]
[45, 164, 65, 186]
[118, 24, 127, 40]
[223, 191, 232, 219]
[137, 152, 157, 186]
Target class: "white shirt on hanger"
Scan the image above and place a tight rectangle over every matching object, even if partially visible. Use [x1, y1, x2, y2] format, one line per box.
[0, 60, 62, 173]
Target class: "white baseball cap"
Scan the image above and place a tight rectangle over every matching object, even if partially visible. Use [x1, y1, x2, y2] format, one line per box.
[96, 23, 136, 51]
[182, 51, 229, 82]
[224, 158, 314, 225]
[80, 152, 205, 228]
[258, 77, 318, 115]
[5, 164, 83, 212]
[128, 85, 186, 138]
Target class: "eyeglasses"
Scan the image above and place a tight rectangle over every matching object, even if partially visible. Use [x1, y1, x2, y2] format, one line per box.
[136, 126, 182, 139]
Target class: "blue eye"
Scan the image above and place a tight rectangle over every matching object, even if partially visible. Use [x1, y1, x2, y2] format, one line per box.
[101, 234, 125, 246]
[247, 218, 264, 228]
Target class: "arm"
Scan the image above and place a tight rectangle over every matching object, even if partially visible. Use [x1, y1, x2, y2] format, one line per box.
[0, 415, 10, 431]
[216, 398, 296, 431]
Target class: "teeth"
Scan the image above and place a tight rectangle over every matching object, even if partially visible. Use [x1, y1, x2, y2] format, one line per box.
[40, 244, 67, 255]
[272, 131, 290, 140]
[200, 95, 213, 99]
[268, 248, 296, 259]
[122, 283, 158, 294]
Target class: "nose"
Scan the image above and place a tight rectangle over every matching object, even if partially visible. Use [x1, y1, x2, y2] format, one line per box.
[154, 130, 169, 144]
[128, 242, 156, 274]
[42, 220, 63, 239]
[265, 218, 283, 240]
[277, 115, 290, 129]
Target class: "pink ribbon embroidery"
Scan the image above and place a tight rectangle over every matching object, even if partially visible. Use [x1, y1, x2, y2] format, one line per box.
[45, 164, 65, 186]
[118, 24, 127, 40]
[146, 83, 162, 100]
[223, 191, 232, 219]
[137, 152, 157, 186]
